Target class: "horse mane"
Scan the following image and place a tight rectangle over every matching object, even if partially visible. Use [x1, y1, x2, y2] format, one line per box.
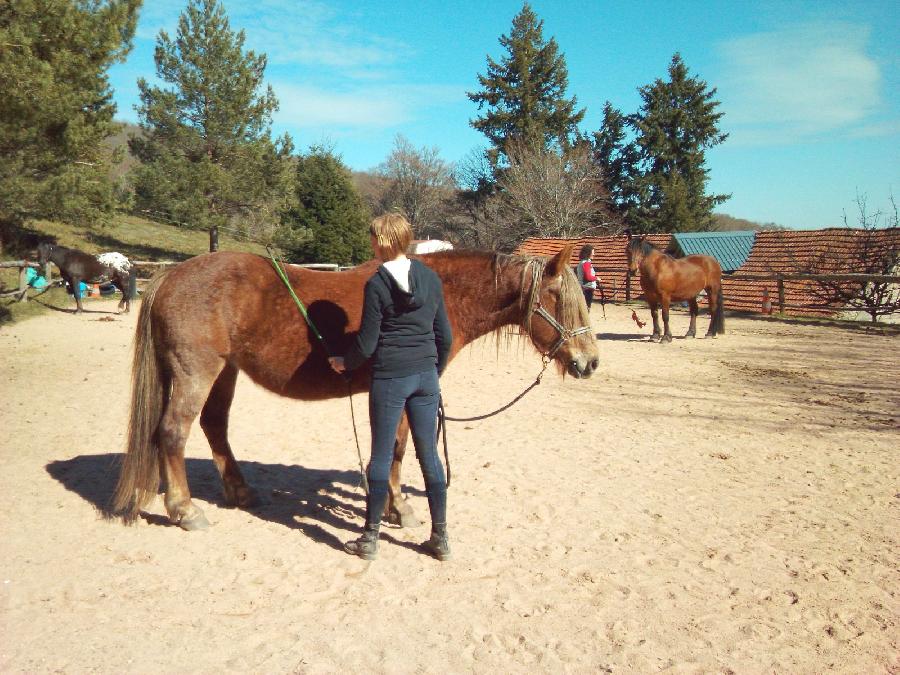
[628, 237, 657, 257]
[420, 248, 587, 354]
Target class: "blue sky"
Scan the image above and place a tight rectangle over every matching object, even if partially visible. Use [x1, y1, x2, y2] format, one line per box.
[107, 0, 900, 230]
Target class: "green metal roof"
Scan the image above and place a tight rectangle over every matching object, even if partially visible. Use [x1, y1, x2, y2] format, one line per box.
[671, 231, 756, 272]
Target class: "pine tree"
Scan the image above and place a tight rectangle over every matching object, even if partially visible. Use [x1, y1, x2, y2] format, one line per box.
[468, 2, 584, 170]
[278, 147, 371, 265]
[0, 0, 139, 232]
[129, 0, 293, 241]
[592, 102, 641, 219]
[628, 53, 729, 232]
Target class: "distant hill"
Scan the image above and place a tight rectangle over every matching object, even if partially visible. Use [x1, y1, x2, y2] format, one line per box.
[713, 213, 786, 231]
[105, 120, 143, 182]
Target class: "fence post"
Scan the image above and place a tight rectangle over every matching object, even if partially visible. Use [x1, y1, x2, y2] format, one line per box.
[777, 277, 785, 314]
[209, 226, 219, 253]
[18, 265, 28, 302]
[625, 273, 631, 302]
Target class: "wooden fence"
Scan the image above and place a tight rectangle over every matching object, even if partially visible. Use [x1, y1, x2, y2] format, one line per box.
[2, 258, 345, 302]
[611, 268, 900, 314]
[0, 260, 48, 302]
[6, 258, 898, 318]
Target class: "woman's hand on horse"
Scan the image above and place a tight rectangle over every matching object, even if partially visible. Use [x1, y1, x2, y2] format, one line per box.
[328, 356, 346, 374]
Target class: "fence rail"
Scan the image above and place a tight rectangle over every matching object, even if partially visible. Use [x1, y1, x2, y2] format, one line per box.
[0, 260, 50, 300]
[592, 267, 899, 315]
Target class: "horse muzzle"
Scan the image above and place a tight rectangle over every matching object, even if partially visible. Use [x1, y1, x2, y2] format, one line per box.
[568, 355, 598, 379]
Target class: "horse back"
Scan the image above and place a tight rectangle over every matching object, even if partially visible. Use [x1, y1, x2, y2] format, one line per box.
[150, 252, 376, 399]
[641, 252, 720, 300]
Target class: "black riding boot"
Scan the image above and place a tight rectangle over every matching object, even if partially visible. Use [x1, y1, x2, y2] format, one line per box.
[422, 522, 451, 561]
[344, 478, 389, 560]
[344, 523, 380, 560]
[421, 480, 450, 561]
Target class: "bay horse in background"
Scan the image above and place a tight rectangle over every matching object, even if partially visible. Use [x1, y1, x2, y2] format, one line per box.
[37, 242, 137, 314]
[112, 245, 599, 531]
[627, 236, 725, 342]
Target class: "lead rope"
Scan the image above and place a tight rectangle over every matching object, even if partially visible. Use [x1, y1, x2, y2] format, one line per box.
[266, 246, 369, 495]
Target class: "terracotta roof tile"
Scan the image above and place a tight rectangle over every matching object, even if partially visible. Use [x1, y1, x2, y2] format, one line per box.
[515, 228, 900, 316]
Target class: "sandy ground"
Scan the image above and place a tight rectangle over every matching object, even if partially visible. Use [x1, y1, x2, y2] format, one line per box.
[0, 296, 897, 674]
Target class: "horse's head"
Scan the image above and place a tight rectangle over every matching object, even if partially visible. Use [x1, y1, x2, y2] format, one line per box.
[37, 242, 53, 265]
[521, 244, 599, 379]
[626, 236, 646, 275]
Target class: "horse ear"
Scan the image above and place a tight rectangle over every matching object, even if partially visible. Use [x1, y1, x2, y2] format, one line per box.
[547, 242, 576, 278]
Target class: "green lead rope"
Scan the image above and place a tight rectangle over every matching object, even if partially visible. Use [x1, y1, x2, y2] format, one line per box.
[266, 245, 329, 352]
[266, 246, 369, 494]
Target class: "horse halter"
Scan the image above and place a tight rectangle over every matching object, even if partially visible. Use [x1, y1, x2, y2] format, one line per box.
[525, 262, 592, 362]
[531, 303, 592, 361]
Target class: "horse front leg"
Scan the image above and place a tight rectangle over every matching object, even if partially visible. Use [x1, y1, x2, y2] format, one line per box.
[200, 363, 259, 508]
[649, 302, 661, 341]
[69, 275, 84, 314]
[660, 298, 673, 343]
[384, 414, 422, 528]
[685, 298, 699, 338]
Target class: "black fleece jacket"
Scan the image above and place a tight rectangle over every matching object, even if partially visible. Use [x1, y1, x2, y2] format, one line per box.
[344, 259, 453, 378]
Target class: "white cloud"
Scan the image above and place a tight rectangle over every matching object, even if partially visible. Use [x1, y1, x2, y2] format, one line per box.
[135, 0, 405, 70]
[272, 82, 463, 130]
[226, 0, 408, 70]
[717, 22, 885, 144]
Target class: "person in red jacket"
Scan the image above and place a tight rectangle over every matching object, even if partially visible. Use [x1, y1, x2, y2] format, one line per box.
[575, 244, 599, 310]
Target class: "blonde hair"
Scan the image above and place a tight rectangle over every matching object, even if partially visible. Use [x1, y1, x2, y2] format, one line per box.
[370, 213, 413, 260]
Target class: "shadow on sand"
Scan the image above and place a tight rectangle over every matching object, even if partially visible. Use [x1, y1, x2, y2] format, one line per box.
[45, 454, 426, 554]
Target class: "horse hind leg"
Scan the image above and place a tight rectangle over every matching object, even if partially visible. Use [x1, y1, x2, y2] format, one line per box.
[706, 285, 721, 337]
[685, 298, 699, 338]
[384, 414, 422, 528]
[158, 359, 223, 530]
[199, 363, 259, 508]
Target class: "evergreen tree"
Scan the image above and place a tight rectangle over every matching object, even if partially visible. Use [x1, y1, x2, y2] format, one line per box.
[592, 102, 641, 219]
[129, 0, 293, 241]
[628, 53, 729, 232]
[468, 2, 584, 170]
[0, 0, 139, 232]
[278, 147, 371, 265]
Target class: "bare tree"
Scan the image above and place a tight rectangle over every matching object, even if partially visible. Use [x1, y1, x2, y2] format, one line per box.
[449, 148, 525, 251]
[374, 134, 456, 239]
[499, 139, 616, 238]
[797, 193, 900, 323]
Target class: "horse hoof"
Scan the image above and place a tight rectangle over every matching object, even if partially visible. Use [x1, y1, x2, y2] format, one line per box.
[661, 335, 673, 343]
[385, 506, 422, 528]
[178, 511, 210, 531]
[225, 485, 260, 508]
[397, 511, 423, 528]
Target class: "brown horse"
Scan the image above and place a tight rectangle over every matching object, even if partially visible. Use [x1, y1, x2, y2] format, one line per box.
[112, 245, 599, 530]
[627, 237, 725, 342]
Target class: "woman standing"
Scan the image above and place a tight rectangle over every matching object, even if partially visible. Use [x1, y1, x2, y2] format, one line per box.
[328, 214, 453, 561]
[576, 244, 599, 310]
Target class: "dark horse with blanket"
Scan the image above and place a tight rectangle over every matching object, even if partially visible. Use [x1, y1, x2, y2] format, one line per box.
[37, 242, 137, 314]
[627, 236, 725, 342]
[112, 245, 599, 531]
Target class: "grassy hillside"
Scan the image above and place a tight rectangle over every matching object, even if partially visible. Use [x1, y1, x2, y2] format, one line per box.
[0, 213, 266, 325]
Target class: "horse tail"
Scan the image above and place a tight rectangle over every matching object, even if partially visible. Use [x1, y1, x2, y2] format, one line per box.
[714, 284, 725, 335]
[111, 270, 169, 523]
